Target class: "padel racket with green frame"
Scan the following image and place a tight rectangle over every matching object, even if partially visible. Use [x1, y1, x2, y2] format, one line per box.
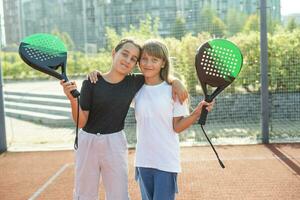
[195, 38, 243, 168]
[19, 33, 80, 149]
[19, 33, 80, 97]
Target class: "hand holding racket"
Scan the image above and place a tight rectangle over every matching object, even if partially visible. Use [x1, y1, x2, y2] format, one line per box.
[195, 39, 243, 168]
[192, 100, 215, 116]
[60, 80, 79, 101]
[19, 33, 80, 97]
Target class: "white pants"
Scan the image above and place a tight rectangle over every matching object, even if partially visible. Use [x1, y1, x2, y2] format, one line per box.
[73, 129, 130, 200]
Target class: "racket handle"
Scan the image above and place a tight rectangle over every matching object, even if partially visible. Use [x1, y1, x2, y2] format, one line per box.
[198, 106, 208, 125]
[62, 78, 80, 98]
[71, 89, 80, 98]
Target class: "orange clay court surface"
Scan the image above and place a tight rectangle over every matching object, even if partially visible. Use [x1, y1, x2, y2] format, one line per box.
[0, 143, 299, 200]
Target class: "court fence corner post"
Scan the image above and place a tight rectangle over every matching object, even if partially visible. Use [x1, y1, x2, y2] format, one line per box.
[260, 0, 270, 144]
[0, 53, 7, 153]
[0, 14, 7, 153]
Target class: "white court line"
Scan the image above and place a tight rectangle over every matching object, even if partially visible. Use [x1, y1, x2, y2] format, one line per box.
[28, 163, 73, 200]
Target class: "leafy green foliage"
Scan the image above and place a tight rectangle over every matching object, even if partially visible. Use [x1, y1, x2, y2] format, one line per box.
[105, 15, 159, 51]
[51, 28, 75, 51]
[198, 6, 226, 37]
[230, 32, 260, 92]
[2, 16, 300, 93]
[171, 16, 186, 39]
[286, 17, 299, 32]
[243, 14, 259, 33]
[226, 9, 247, 36]
[268, 29, 300, 91]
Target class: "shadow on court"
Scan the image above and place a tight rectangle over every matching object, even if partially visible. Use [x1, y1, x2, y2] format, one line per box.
[0, 143, 299, 200]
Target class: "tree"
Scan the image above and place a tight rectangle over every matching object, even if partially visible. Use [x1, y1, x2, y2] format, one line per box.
[211, 17, 227, 37]
[267, 14, 281, 34]
[105, 27, 121, 52]
[171, 16, 186, 39]
[226, 9, 247, 36]
[243, 14, 259, 33]
[51, 28, 75, 51]
[286, 17, 299, 32]
[242, 14, 280, 34]
[122, 15, 160, 40]
[230, 31, 260, 92]
[268, 28, 300, 91]
[105, 15, 160, 51]
[198, 7, 226, 37]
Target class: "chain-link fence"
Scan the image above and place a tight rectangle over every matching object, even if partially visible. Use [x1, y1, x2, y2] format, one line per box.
[1, 0, 299, 149]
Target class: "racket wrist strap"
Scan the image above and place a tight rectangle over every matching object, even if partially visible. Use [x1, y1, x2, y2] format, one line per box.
[74, 97, 80, 150]
[200, 125, 225, 169]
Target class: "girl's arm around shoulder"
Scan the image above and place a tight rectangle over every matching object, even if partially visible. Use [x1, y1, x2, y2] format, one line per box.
[173, 100, 215, 133]
[168, 76, 188, 104]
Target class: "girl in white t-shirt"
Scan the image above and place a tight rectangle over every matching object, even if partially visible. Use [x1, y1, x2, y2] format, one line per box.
[133, 39, 214, 200]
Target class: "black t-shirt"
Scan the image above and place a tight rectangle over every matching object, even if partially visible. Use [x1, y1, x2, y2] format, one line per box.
[80, 73, 144, 134]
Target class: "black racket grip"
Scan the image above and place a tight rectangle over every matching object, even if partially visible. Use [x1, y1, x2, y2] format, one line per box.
[198, 106, 208, 125]
[63, 78, 80, 98]
[71, 89, 80, 98]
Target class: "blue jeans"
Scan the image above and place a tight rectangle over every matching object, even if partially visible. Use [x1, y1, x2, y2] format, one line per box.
[136, 167, 178, 200]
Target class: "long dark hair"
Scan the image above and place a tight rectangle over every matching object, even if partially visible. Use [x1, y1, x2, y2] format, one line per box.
[114, 38, 142, 62]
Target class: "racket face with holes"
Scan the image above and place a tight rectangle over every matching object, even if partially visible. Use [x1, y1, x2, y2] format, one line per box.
[195, 39, 243, 88]
[19, 33, 67, 80]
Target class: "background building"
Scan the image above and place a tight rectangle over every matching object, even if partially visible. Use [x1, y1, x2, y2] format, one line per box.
[2, 0, 281, 51]
[0, 0, 6, 46]
[3, 0, 22, 47]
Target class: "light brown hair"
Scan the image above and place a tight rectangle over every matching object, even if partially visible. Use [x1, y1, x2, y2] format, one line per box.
[142, 39, 171, 84]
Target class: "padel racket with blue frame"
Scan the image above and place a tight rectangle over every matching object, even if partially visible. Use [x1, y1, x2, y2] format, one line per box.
[19, 33, 80, 97]
[195, 38, 243, 168]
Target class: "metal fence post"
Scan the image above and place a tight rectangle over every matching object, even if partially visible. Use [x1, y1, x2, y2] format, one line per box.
[0, 13, 7, 153]
[0, 60, 6, 153]
[260, 0, 269, 143]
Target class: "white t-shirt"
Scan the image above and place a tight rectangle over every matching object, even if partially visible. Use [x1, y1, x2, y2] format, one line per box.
[132, 81, 189, 173]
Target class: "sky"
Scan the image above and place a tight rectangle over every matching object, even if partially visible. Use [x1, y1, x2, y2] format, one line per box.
[281, 0, 300, 16]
